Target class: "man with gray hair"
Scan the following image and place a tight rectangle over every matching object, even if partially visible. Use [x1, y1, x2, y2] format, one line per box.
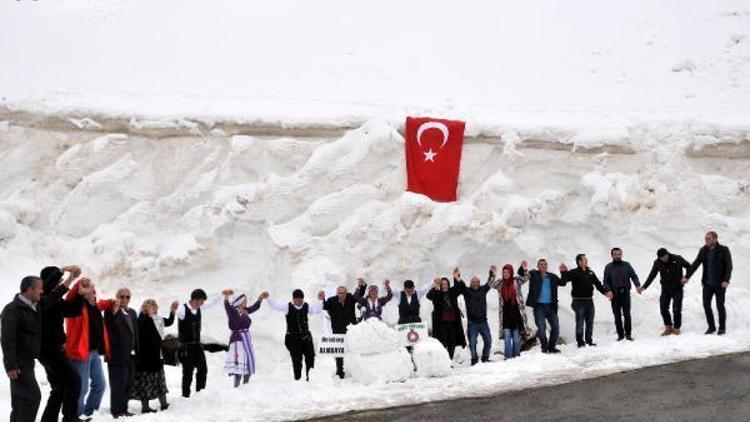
[454, 267, 498, 365]
[685, 231, 733, 335]
[104, 288, 139, 418]
[2, 276, 44, 422]
[321, 281, 364, 378]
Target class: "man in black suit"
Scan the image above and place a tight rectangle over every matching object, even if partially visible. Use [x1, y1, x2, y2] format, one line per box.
[104, 288, 139, 418]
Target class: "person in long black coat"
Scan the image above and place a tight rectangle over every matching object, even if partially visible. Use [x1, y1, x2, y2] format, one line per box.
[37, 265, 82, 422]
[132, 299, 177, 413]
[426, 276, 466, 360]
[104, 288, 139, 418]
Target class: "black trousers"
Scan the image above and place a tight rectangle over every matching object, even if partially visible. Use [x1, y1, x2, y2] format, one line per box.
[181, 345, 207, 397]
[435, 323, 459, 359]
[39, 349, 81, 422]
[285, 334, 315, 380]
[660, 287, 683, 328]
[10, 362, 41, 422]
[572, 299, 595, 345]
[703, 284, 727, 330]
[108, 356, 135, 416]
[335, 358, 345, 378]
[611, 293, 632, 337]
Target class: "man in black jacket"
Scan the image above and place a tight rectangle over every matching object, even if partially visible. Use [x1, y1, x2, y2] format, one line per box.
[603, 248, 640, 341]
[322, 283, 363, 378]
[639, 248, 691, 335]
[520, 259, 565, 354]
[2, 276, 44, 422]
[104, 288, 139, 418]
[561, 254, 613, 347]
[454, 267, 496, 365]
[38, 266, 84, 422]
[685, 231, 733, 335]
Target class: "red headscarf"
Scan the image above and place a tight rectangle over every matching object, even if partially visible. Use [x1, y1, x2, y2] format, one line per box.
[500, 264, 517, 304]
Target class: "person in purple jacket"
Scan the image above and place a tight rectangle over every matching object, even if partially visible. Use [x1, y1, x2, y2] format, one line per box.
[221, 289, 269, 388]
[352, 278, 393, 321]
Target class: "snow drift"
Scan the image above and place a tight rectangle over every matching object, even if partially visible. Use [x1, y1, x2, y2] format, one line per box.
[1, 0, 749, 420]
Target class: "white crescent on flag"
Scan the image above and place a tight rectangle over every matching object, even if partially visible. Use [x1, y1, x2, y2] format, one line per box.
[416, 121, 450, 149]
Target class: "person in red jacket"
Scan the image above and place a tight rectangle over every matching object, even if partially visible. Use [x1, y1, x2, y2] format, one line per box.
[64, 278, 112, 420]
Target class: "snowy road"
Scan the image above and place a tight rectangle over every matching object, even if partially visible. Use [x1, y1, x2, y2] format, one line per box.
[314, 352, 750, 422]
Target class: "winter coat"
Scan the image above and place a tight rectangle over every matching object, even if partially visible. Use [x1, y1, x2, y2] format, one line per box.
[136, 312, 175, 372]
[687, 243, 733, 286]
[323, 286, 362, 334]
[603, 261, 640, 296]
[1, 295, 42, 370]
[561, 267, 609, 299]
[104, 307, 139, 365]
[63, 281, 112, 361]
[426, 283, 467, 348]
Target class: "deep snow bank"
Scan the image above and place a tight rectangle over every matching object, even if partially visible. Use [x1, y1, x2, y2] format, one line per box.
[0, 118, 748, 420]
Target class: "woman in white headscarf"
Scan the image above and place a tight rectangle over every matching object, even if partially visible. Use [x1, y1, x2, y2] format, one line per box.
[222, 289, 268, 387]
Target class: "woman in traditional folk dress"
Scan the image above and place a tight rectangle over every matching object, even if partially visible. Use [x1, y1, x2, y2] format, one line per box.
[222, 289, 268, 387]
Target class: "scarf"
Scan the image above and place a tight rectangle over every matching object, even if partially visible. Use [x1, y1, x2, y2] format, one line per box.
[151, 314, 165, 339]
[500, 264, 517, 304]
[232, 294, 247, 308]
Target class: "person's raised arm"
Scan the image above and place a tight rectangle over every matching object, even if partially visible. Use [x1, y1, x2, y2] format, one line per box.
[247, 292, 268, 314]
[222, 289, 234, 315]
[379, 280, 393, 306]
[266, 297, 289, 314]
[425, 278, 441, 301]
[515, 261, 530, 286]
[352, 278, 367, 305]
[416, 281, 434, 299]
[164, 301, 178, 326]
[104, 299, 123, 325]
[308, 300, 324, 315]
[176, 302, 187, 320]
[559, 263, 572, 283]
[203, 293, 224, 310]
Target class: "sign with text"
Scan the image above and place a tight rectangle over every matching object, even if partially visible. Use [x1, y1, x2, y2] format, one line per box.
[398, 323, 428, 346]
[318, 334, 346, 357]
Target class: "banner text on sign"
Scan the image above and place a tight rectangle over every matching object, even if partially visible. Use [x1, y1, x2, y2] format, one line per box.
[318, 334, 346, 357]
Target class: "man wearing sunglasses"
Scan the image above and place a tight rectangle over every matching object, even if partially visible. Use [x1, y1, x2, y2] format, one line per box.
[104, 288, 139, 418]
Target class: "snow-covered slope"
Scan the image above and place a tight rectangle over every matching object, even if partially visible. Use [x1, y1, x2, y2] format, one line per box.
[0, 118, 748, 420]
[2, 0, 750, 137]
[1, 0, 749, 420]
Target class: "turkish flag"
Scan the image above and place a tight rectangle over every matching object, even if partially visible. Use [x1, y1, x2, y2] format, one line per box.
[405, 116, 466, 202]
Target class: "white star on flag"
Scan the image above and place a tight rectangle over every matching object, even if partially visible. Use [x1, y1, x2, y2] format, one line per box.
[423, 149, 437, 162]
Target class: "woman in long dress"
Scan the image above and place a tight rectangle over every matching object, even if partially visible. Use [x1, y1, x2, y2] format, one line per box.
[132, 299, 178, 413]
[222, 289, 268, 387]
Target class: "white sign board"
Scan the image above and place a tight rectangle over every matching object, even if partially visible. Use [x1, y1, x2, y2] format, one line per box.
[398, 323, 428, 346]
[318, 334, 346, 357]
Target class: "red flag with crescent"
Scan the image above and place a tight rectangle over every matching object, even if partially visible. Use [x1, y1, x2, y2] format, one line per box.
[404, 116, 465, 202]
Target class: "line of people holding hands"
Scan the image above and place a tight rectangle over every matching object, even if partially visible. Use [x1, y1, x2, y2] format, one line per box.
[1, 231, 733, 422]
